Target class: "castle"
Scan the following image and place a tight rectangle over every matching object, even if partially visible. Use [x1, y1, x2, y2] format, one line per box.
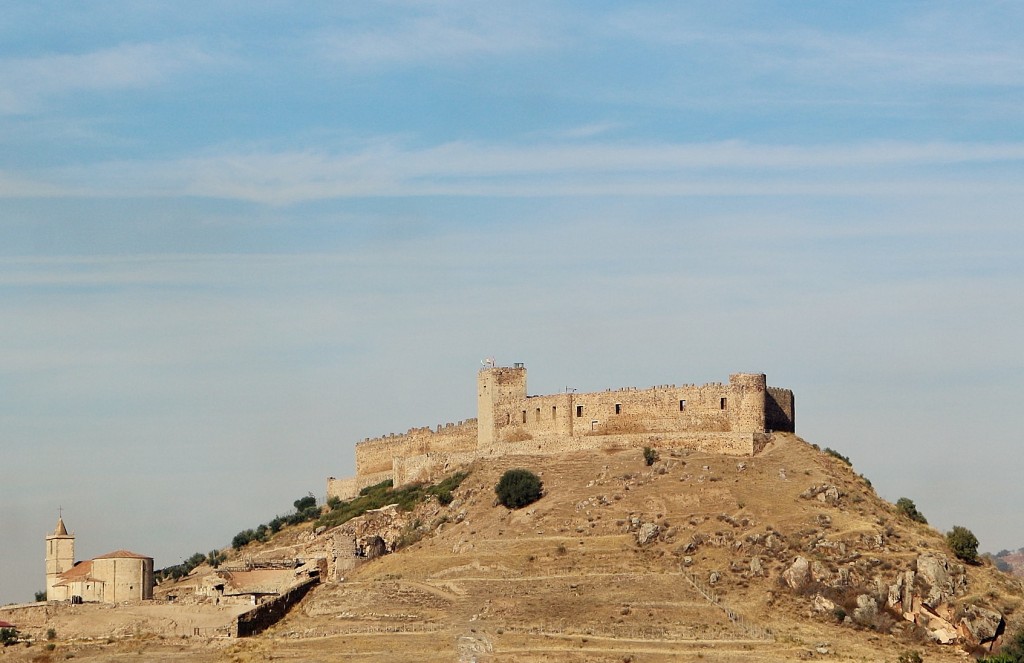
[328, 364, 794, 500]
[45, 517, 154, 603]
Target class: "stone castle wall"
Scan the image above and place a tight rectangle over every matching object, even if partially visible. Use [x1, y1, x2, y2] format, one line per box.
[328, 366, 794, 501]
[354, 419, 477, 475]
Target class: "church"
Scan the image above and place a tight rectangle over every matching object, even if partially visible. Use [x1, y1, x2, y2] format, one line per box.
[45, 516, 154, 603]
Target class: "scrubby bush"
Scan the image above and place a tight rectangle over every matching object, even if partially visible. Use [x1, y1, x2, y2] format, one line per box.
[823, 447, 851, 465]
[495, 469, 543, 509]
[315, 472, 468, 530]
[896, 497, 927, 524]
[0, 627, 18, 646]
[896, 651, 923, 663]
[643, 447, 659, 466]
[34, 590, 46, 602]
[207, 549, 227, 569]
[947, 525, 979, 563]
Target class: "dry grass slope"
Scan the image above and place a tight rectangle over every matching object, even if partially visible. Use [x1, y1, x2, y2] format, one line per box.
[5, 433, 1021, 662]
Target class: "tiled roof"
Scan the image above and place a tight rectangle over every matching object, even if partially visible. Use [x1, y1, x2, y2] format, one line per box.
[94, 550, 152, 560]
[54, 561, 94, 585]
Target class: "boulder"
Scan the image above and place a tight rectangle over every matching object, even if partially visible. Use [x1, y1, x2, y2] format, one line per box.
[749, 557, 764, 577]
[637, 522, 660, 545]
[917, 607, 958, 644]
[783, 556, 812, 590]
[811, 560, 831, 583]
[917, 553, 967, 607]
[852, 594, 878, 625]
[812, 594, 836, 613]
[958, 604, 1005, 646]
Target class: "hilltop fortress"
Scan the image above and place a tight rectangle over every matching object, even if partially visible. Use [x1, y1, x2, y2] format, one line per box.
[328, 364, 794, 501]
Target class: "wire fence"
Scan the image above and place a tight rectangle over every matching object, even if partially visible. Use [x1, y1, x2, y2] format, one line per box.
[682, 570, 774, 641]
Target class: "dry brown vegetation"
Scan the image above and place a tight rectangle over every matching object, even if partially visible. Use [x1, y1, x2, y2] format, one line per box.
[4, 433, 1021, 662]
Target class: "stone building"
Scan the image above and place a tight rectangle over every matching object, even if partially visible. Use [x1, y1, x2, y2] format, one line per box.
[45, 517, 154, 603]
[329, 364, 794, 500]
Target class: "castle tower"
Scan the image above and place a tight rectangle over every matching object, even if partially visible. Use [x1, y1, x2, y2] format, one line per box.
[727, 373, 767, 433]
[45, 516, 75, 601]
[477, 364, 527, 447]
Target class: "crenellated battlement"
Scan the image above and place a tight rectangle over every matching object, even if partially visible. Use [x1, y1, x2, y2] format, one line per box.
[328, 364, 794, 501]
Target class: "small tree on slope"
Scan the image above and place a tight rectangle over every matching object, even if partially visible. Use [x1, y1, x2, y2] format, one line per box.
[495, 469, 543, 509]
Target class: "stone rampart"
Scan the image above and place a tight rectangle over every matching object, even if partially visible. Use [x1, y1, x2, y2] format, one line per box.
[327, 470, 394, 501]
[235, 577, 319, 638]
[766, 386, 796, 432]
[355, 419, 477, 475]
[330, 366, 793, 498]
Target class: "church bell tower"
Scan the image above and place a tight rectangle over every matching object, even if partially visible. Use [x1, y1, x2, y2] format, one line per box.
[45, 515, 75, 601]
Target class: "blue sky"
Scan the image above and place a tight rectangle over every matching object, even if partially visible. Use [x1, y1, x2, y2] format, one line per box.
[2, 1, 1024, 603]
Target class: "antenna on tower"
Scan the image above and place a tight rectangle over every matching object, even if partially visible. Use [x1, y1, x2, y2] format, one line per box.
[481, 357, 495, 368]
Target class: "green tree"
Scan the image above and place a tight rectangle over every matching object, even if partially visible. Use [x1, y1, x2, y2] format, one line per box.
[207, 549, 227, 569]
[293, 493, 317, 512]
[946, 525, 979, 563]
[34, 590, 46, 602]
[0, 627, 18, 645]
[895, 497, 927, 524]
[495, 469, 543, 509]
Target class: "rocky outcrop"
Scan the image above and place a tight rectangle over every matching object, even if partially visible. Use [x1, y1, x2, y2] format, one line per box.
[957, 604, 1005, 648]
[916, 553, 967, 607]
[852, 594, 878, 625]
[877, 553, 1003, 648]
[799, 484, 842, 505]
[637, 522, 660, 545]
[783, 556, 811, 591]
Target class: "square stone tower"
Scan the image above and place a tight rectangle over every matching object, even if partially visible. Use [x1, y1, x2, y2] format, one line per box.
[45, 517, 75, 601]
[477, 364, 527, 447]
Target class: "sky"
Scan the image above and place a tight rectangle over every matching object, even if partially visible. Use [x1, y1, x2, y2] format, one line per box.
[2, 1, 1024, 603]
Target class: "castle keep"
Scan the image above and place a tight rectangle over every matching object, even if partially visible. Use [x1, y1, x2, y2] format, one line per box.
[328, 365, 794, 501]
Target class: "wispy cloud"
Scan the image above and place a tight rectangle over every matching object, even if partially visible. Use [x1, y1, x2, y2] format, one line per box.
[7, 139, 1024, 203]
[312, 3, 556, 68]
[0, 41, 216, 115]
[605, 5, 1024, 89]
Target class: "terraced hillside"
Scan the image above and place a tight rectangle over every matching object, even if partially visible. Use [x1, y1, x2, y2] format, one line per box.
[5, 433, 1021, 662]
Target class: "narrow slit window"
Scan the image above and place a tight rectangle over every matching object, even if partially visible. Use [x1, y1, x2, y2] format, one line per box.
[679, 399, 686, 411]
[576, 405, 583, 417]
[522, 410, 527, 423]
[720, 397, 727, 409]
[615, 403, 621, 414]
[536, 407, 541, 421]
[552, 406, 557, 419]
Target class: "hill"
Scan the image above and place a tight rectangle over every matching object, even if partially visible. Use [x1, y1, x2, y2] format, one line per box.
[4, 433, 1021, 662]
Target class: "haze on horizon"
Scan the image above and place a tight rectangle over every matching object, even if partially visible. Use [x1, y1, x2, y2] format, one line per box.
[2, 1, 1024, 604]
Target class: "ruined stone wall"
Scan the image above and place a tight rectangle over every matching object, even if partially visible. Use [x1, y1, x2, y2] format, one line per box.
[354, 419, 477, 475]
[766, 387, 796, 432]
[327, 470, 394, 501]
[401, 430, 768, 484]
[236, 577, 319, 637]
[393, 450, 478, 486]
